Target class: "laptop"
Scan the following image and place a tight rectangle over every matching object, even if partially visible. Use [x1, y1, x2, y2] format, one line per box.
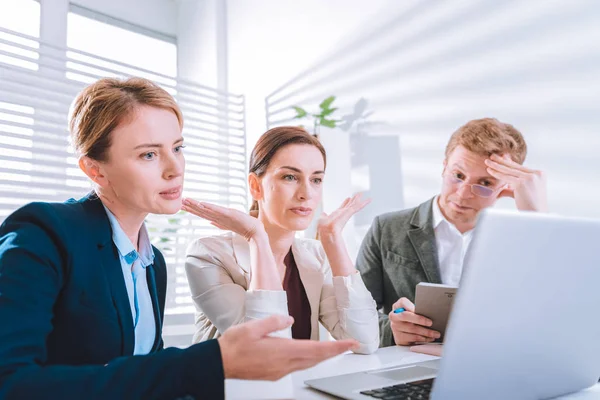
[305, 209, 600, 399]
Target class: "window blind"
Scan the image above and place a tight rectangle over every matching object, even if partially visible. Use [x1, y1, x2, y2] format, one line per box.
[0, 25, 247, 347]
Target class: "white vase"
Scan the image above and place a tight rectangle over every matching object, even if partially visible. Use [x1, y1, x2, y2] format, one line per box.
[319, 128, 352, 215]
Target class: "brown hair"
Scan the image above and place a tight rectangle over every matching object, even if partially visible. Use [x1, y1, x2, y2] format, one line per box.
[69, 77, 183, 162]
[445, 118, 527, 164]
[249, 126, 326, 212]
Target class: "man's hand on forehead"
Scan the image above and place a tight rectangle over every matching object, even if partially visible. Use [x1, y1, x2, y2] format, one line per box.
[484, 154, 548, 212]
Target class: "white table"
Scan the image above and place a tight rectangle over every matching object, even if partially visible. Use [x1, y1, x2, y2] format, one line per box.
[225, 346, 600, 399]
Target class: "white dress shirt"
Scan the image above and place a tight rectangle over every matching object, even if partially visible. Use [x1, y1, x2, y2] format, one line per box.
[103, 205, 156, 355]
[432, 196, 474, 286]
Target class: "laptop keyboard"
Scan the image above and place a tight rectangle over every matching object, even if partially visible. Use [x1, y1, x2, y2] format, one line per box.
[359, 378, 433, 399]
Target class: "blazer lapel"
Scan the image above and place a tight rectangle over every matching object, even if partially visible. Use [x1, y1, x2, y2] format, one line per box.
[407, 198, 442, 284]
[146, 264, 162, 352]
[98, 240, 135, 355]
[81, 193, 135, 356]
[291, 239, 323, 340]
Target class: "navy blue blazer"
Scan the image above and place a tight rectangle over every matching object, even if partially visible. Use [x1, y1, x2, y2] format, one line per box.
[0, 193, 224, 399]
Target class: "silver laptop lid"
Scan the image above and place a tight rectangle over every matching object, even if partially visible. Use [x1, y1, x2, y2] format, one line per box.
[432, 210, 600, 400]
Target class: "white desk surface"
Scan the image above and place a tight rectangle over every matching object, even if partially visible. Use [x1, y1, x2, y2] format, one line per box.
[225, 345, 600, 400]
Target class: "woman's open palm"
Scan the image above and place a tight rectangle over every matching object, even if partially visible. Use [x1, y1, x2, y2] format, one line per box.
[182, 198, 264, 241]
[317, 193, 370, 236]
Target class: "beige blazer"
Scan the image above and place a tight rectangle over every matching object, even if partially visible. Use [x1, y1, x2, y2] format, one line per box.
[185, 232, 379, 354]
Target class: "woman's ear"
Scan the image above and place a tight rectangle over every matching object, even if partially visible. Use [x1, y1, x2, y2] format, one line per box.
[248, 172, 263, 202]
[78, 156, 108, 188]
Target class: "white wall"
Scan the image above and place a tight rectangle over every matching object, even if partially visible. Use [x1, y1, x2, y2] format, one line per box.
[227, 0, 393, 157]
[176, 0, 227, 88]
[264, 0, 600, 221]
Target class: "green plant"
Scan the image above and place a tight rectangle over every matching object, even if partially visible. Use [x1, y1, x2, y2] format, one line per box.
[292, 95, 339, 137]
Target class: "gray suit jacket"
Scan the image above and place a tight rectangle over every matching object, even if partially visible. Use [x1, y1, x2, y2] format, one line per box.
[356, 197, 442, 347]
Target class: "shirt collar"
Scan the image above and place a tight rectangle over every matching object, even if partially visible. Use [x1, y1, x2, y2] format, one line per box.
[103, 205, 155, 268]
[432, 195, 446, 230]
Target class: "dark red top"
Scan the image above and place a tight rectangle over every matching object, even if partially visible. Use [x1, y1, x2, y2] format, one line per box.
[283, 249, 312, 339]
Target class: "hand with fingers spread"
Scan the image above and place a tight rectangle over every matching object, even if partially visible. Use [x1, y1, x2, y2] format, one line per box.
[317, 193, 371, 238]
[181, 198, 265, 241]
[484, 154, 548, 212]
[388, 297, 441, 346]
[218, 314, 359, 380]
[316, 193, 371, 277]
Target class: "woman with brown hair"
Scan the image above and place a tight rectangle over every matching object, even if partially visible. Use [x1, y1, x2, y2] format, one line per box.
[0, 79, 358, 400]
[184, 126, 380, 354]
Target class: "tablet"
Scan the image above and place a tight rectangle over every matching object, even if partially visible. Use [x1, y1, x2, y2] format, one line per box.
[414, 282, 457, 342]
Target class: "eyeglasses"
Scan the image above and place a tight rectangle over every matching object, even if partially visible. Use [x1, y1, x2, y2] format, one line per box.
[443, 171, 503, 198]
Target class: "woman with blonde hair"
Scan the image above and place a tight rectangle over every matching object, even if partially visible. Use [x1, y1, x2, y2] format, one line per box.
[184, 126, 380, 354]
[0, 79, 357, 400]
